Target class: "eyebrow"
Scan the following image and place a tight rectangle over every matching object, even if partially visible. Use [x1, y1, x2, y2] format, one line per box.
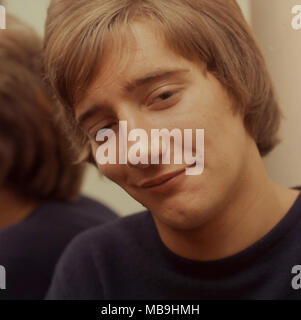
[77, 68, 190, 127]
[124, 68, 190, 92]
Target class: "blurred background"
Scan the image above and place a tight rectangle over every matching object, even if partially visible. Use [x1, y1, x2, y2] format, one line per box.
[2, 0, 301, 216]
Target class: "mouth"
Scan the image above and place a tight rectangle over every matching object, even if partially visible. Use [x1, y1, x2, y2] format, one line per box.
[140, 168, 185, 188]
[138, 164, 195, 193]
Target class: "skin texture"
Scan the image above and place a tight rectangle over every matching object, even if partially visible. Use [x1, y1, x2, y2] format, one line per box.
[76, 21, 299, 261]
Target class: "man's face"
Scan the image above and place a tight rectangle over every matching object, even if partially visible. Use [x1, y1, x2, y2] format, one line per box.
[76, 21, 253, 230]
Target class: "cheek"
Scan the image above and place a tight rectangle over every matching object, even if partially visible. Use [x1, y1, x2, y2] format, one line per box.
[90, 142, 126, 184]
[178, 99, 248, 180]
[97, 162, 128, 187]
[204, 117, 249, 189]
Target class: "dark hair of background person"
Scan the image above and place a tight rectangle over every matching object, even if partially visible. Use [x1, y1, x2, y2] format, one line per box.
[0, 15, 85, 202]
[0, 14, 119, 301]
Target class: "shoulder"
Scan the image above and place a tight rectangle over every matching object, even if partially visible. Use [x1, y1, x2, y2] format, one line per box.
[46, 210, 152, 299]
[60, 210, 152, 256]
[0, 196, 118, 263]
[52, 210, 154, 279]
[35, 195, 119, 224]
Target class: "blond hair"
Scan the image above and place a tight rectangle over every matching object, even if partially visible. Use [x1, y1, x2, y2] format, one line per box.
[44, 0, 282, 156]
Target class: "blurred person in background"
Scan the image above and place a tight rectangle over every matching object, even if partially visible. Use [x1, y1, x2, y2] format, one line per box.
[0, 15, 118, 300]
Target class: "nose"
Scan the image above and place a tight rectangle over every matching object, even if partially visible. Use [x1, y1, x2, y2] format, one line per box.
[127, 133, 168, 169]
[118, 110, 164, 169]
[126, 120, 153, 169]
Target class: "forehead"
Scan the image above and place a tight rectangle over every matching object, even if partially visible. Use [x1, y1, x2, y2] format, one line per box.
[77, 21, 196, 114]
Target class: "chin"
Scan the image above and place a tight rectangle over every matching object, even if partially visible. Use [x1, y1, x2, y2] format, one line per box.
[151, 204, 209, 231]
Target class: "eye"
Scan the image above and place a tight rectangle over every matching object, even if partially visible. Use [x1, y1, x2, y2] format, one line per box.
[100, 123, 114, 131]
[152, 91, 175, 104]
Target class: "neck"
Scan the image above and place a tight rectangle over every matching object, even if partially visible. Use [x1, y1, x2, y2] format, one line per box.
[0, 188, 38, 229]
[154, 143, 300, 262]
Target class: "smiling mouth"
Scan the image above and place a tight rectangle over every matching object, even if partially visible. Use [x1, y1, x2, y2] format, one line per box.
[141, 168, 186, 189]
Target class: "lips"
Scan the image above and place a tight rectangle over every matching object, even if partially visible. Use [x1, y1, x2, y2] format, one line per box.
[139, 168, 186, 188]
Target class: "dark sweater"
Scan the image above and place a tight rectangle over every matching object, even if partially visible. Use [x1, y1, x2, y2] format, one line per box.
[0, 196, 118, 300]
[46, 189, 301, 300]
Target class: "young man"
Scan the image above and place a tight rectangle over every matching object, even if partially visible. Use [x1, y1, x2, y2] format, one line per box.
[44, 0, 301, 299]
[0, 16, 118, 300]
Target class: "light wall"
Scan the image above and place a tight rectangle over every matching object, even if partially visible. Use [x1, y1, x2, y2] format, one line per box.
[4, 0, 49, 35]
[251, 0, 301, 187]
[237, 0, 251, 23]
